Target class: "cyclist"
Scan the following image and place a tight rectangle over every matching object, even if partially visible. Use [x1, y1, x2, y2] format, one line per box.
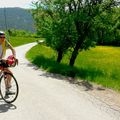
[0, 31, 18, 95]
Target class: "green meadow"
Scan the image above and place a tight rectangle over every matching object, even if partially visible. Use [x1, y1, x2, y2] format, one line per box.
[26, 44, 120, 91]
[8, 36, 39, 47]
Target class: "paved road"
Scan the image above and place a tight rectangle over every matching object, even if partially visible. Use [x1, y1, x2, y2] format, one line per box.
[0, 43, 120, 120]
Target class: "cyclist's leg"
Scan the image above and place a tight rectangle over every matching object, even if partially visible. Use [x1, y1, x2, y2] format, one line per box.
[3, 68, 13, 89]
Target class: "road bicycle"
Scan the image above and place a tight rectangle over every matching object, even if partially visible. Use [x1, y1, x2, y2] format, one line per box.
[0, 55, 19, 103]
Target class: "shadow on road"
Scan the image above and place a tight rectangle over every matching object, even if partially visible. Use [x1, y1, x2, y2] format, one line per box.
[40, 72, 104, 91]
[0, 101, 17, 113]
[26, 62, 106, 92]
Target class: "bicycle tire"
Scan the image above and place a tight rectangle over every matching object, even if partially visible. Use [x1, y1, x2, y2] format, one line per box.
[0, 72, 19, 103]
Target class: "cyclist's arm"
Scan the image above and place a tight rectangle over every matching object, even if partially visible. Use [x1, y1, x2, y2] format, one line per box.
[7, 42, 16, 58]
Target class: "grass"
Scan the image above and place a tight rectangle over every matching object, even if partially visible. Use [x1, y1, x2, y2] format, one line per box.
[26, 44, 120, 91]
[8, 36, 40, 47]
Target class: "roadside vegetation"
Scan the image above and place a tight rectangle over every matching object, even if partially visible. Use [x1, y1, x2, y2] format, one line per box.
[9, 36, 38, 47]
[5, 29, 40, 47]
[32, 0, 120, 66]
[26, 44, 120, 91]
[26, 0, 120, 91]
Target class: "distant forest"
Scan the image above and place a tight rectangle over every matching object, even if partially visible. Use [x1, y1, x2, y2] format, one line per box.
[0, 7, 35, 32]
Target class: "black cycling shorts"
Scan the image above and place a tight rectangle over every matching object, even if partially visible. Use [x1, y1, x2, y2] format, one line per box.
[0, 60, 9, 68]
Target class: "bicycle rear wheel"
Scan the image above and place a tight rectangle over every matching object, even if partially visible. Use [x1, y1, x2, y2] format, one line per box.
[0, 72, 19, 103]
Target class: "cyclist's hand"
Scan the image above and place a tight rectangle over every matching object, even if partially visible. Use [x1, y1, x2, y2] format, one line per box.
[13, 56, 18, 65]
[15, 58, 19, 65]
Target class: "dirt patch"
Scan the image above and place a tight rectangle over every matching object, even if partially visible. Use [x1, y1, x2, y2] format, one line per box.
[87, 86, 120, 111]
[66, 77, 120, 112]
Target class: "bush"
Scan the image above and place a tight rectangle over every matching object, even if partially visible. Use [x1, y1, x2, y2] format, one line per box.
[7, 29, 37, 37]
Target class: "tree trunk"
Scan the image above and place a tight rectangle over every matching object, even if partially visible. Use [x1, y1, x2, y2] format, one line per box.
[69, 20, 88, 66]
[69, 40, 81, 66]
[57, 50, 63, 63]
[69, 20, 82, 66]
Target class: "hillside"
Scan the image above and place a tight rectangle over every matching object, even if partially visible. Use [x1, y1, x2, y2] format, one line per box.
[0, 7, 35, 32]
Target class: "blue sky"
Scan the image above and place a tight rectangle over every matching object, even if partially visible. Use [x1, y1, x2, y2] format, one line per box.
[0, 0, 38, 8]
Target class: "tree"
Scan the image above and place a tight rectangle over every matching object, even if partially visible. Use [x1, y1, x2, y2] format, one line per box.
[32, 0, 119, 66]
[32, 0, 77, 63]
[67, 0, 119, 66]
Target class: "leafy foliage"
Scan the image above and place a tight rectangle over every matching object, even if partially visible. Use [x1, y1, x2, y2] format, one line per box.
[32, 0, 78, 62]
[32, 0, 120, 66]
[94, 7, 120, 46]
[7, 29, 37, 37]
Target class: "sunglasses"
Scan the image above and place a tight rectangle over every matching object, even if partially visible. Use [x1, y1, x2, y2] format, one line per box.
[0, 37, 5, 38]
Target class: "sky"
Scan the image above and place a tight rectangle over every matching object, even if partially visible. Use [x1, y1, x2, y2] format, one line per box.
[0, 0, 38, 8]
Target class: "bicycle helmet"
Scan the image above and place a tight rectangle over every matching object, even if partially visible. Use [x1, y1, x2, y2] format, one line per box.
[0, 31, 5, 35]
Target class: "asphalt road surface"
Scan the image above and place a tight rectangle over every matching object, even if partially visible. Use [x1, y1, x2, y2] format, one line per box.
[0, 43, 120, 120]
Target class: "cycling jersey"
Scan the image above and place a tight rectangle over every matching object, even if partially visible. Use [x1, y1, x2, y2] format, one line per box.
[0, 40, 10, 59]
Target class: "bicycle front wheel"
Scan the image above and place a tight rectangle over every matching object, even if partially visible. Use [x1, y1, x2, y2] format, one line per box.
[0, 72, 19, 103]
